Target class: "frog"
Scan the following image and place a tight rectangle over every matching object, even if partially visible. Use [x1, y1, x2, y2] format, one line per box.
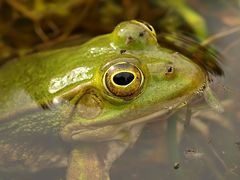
[0, 20, 223, 180]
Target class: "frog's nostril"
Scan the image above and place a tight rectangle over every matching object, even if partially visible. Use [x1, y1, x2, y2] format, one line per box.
[166, 66, 174, 74]
[139, 30, 146, 37]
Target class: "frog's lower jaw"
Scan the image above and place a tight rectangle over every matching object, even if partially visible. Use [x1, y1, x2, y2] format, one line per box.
[60, 95, 189, 143]
[66, 124, 145, 180]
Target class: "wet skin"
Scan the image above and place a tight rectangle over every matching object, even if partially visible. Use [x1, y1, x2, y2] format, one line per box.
[0, 20, 215, 179]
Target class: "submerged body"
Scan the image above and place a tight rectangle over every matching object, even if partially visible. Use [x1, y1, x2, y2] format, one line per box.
[0, 20, 221, 179]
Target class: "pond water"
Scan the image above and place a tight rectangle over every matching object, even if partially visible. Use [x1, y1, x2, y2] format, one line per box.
[1, 0, 240, 180]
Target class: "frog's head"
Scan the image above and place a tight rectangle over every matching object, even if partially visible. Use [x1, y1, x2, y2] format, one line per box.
[56, 20, 219, 142]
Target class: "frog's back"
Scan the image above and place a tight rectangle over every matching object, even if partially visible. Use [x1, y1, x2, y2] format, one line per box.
[0, 34, 116, 118]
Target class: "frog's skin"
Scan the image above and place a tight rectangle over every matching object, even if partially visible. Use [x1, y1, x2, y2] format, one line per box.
[0, 20, 220, 180]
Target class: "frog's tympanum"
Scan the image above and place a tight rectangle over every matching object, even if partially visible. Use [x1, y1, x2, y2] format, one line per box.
[0, 20, 222, 180]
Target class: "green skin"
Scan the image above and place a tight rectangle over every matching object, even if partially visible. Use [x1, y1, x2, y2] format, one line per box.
[0, 20, 206, 179]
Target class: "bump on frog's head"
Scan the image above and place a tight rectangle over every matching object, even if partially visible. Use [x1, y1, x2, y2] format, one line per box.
[111, 20, 158, 50]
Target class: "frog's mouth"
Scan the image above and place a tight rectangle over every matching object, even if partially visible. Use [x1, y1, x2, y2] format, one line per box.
[60, 83, 214, 143]
[61, 107, 175, 142]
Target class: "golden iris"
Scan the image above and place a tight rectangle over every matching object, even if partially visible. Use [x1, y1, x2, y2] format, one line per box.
[103, 62, 144, 99]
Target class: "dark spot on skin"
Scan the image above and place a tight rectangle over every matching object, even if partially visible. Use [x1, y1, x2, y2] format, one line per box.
[165, 66, 174, 75]
[167, 66, 173, 73]
[120, 49, 126, 54]
[186, 148, 196, 153]
[139, 30, 146, 37]
[125, 36, 133, 45]
[174, 162, 180, 169]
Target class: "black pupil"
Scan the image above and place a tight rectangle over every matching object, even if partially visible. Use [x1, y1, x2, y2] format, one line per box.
[113, 72, 134, 86]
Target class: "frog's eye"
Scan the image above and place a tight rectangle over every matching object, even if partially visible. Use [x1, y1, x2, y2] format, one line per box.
[103, 62, 144, 99]
[140, 21, 156, 35]
[143, 22, 154, 32]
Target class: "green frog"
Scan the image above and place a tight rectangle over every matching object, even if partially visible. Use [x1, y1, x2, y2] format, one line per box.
[0, 20, 222, 180]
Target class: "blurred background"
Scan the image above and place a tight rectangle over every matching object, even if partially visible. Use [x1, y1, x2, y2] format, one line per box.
[0, 0, 240, 179]
[0, 0, 220, 62]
